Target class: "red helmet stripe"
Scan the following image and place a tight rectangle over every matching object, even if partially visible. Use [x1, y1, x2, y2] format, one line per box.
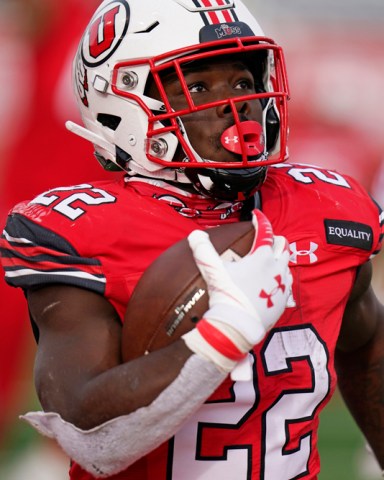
[200, 0, 220, 23]
[197, 0, 235, 25]
[216, 0, 233, 23]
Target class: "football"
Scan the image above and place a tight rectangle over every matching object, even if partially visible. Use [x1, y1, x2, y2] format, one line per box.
[121, 221, 255, 361]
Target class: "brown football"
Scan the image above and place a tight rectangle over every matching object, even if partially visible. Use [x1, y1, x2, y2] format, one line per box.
[121, 221, 255, 362]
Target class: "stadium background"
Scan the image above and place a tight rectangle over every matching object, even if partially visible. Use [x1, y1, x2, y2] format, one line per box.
[0, 0, 383, 478]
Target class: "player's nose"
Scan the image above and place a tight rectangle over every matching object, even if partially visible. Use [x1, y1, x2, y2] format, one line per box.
[216, 95, 251, 118]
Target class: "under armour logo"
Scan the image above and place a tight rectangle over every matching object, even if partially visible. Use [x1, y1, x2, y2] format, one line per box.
[260, 275, 286, 308]
[224, 136, 239, 145]
[290, 242, 318, 264]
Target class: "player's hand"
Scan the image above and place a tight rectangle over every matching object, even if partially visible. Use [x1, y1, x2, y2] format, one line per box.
[182, 209, 293, 374]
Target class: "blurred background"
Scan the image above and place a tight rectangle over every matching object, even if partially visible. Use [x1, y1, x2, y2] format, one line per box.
[0, 0, 383, 478]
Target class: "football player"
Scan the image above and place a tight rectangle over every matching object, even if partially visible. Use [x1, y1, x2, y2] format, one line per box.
[1, 1, 383, 479]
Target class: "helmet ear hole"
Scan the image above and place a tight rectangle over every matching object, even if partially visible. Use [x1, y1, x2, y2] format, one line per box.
[97, 114, 122, 131]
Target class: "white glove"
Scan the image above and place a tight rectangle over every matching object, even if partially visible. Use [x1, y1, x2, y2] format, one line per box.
[182, 209, 293, 374]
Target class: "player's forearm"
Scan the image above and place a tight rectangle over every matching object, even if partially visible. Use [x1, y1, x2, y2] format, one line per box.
[37, 339, 194, 430]
[24, 354, 227, 478]
[335, 317, 384, 468]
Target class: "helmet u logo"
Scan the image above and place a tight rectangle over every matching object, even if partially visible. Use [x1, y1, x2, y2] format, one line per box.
[89, 6, 120, 59]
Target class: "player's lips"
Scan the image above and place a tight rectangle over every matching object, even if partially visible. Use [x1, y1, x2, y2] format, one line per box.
[220, 121, 264, 156]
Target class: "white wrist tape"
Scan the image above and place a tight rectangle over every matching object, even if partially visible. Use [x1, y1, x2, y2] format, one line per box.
[21, 355, 226, 478]
[183, 326, 241, 373]
[182, 304, 266, 374]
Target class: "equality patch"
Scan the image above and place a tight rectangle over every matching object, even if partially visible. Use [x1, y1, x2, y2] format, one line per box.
[324, 219, 373, 251]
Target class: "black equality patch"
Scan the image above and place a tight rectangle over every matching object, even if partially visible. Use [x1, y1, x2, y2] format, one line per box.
[324, 219, 373, 251]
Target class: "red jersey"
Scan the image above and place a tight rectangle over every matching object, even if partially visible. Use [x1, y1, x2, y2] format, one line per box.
[1, 163, 383, 480]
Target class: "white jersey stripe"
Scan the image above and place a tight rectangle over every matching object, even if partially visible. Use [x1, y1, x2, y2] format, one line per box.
[3, 230, 34, 245]
[5, 268, 106, 283]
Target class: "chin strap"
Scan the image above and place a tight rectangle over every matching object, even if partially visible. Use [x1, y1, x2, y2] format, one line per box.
[126, 160, 191, 184]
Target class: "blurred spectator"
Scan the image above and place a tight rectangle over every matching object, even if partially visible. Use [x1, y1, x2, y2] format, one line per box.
[247, 1, 384, 193]
[0, 1, 34, 184]
[1, 0, 110, 207]
[0, 0, 109, 476]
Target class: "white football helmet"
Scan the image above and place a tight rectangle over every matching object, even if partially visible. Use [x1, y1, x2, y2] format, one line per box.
[68, 0, 290, 200]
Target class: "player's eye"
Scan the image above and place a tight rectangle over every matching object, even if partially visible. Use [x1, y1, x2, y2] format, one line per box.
[235, 79, 255, 91]
[188, 82, 207, 93]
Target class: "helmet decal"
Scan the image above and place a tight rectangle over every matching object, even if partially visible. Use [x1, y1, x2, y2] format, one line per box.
[189, 1, 253, 41]
[74, 57, 89, 108]
[200, 21, 254, 41]
[190, 0, 238, 25]
[215, 23, 243, 38]
[81, 0, 130, 67]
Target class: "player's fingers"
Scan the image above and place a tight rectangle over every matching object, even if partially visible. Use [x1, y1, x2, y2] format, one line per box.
[250, 209, 274, 253]
[272, 235, 290, 258]
[187, 230, 228, 284]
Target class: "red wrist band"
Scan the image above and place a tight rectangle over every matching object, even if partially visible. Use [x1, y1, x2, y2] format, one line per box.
[197, 319, 247, 361]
